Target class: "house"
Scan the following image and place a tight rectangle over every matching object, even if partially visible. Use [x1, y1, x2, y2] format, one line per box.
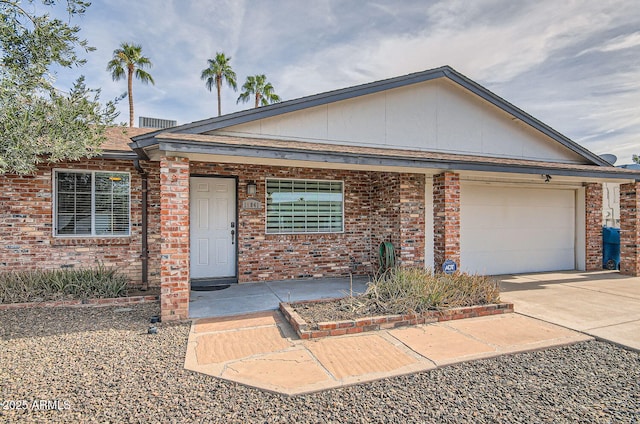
[3, 66, 640, 321]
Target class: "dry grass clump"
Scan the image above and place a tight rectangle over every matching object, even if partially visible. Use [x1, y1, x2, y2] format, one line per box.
[342, 267, 500, 315]
[0, 265, 129, 304]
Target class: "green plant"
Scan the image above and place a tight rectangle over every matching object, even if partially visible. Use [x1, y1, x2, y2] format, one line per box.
[0, 265, 129, 304]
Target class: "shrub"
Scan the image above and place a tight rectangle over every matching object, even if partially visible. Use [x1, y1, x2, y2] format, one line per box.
[364, 267, 500, 314]
[0, 265, 129, 304]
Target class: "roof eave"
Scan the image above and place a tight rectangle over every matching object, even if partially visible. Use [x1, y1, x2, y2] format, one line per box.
[148, 139, 639, 181]
[440, 68, 610, 167]
[99, 150, 139, 160]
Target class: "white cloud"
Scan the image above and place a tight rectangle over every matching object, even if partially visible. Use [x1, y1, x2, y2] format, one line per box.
[278, 0, 633, 97]
[577, 31, 640, 56]
[44, 0, 640, 162]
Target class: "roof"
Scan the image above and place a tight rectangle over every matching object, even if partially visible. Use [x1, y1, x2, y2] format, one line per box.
[103, 127, 156, 152]
[145, 133, 640, 181]
[131, 66, 610, 167]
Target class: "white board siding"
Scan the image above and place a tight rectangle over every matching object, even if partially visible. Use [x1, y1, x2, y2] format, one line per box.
[460, 183, 576, 275]
[214, 79, 587, 164]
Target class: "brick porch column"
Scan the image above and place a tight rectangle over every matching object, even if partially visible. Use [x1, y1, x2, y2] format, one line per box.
[620, 182, 640, 276]
[398, 173, 425, 267]
[160, 156, 190, 320]
[433, 172, 460, 271]
[585, 183, 603, 271]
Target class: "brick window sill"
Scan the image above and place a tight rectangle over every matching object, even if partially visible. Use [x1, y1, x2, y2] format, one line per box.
[265, 233, 344, 239]
[52, 237, 132, 246]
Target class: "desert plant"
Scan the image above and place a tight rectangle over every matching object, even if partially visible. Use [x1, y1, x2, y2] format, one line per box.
[363, 267, 500, 314]
[0, 265, 129, 304]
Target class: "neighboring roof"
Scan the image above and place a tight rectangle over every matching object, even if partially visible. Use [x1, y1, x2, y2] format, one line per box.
[131, 66, 611, 167]
[144, 133, 640, 181]
[103, 127, 156, 152]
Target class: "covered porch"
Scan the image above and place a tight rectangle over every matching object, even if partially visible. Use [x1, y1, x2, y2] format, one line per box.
[151, 148, 640, 321]
[155, 151, 434, 321]
[189, 276, 369, 318]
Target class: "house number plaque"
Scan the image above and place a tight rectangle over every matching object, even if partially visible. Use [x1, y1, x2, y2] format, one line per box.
[242, 198, 262, 210]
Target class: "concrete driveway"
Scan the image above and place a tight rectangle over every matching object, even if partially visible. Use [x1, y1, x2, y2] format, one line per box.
[499, 271, 640, 351]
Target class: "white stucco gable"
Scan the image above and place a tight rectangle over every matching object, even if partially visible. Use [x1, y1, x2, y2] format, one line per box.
[209, 78, 588, 164]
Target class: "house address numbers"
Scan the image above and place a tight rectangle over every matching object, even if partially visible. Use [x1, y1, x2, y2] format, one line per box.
[242, 198, 262, 210]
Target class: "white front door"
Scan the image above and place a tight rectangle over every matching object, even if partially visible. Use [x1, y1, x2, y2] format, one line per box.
[190, 177, 236, 279]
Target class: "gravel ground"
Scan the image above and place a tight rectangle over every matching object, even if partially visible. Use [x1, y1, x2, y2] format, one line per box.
[1, 304, 639, 423]
[292, 297, 387, 327]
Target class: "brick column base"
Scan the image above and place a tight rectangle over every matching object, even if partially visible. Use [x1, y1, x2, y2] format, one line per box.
[585, 183, 603, 271]
[620, 182, 640, 276]
[433, 172, 460, 272]
[160, 156, 190, 320]
[398, 173, 425, 267]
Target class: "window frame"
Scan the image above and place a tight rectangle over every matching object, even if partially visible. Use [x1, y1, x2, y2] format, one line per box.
[265, 177, 345, 235]
[52, 169, 132, 238]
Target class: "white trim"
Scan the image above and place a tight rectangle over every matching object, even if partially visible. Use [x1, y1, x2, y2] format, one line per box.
[575, 187, 586, 271]
[265, 177, 345, 235]
[52, 168, 132, 238]
[459, 177, 583, 189]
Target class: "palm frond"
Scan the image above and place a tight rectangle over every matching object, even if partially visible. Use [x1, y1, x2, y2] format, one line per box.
[106, 59, 125, 81]
[135, 69, 154, 85]
[236, 91, 250, 104]
[108, 42, 154, 85]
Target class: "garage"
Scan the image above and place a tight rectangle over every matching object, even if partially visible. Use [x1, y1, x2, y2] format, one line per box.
[460, 182, 577, 275]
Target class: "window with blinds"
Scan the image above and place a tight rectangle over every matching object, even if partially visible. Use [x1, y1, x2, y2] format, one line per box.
[266, 179, 343, 234]
[55, 171, 130, 236]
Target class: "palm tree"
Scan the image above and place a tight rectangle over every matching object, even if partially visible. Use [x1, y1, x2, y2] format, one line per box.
[201, 52, 237, 116]
[107, 43, 155, 127]
[237, 74, 281, 108]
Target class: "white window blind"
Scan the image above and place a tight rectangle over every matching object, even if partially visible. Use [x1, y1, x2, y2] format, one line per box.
[55, 171, 130, 236]
[266, 179, 343, 234]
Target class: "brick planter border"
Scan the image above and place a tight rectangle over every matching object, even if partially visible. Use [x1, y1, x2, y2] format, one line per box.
[280, 298, 514, 340]
[0, 295, 159, 311]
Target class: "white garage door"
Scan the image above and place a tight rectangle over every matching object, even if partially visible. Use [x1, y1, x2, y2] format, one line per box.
[460, 183, 576, 275]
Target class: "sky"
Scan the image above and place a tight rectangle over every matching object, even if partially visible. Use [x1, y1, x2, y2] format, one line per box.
[46, 0, 640, 164]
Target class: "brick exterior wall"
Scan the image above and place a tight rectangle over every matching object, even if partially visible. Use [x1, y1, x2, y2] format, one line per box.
[1, 158, 429, 305]
[0, 159, 161, 288]
[369, 172, 425, 269]
[159, 156, 190, 320]
[620, 182, 640, 276]
[585, 183, 603, 271]
[398, 173, 426, 266]
[433, 172, 460, 271]
[190, 162, 375, 281]
[371, 173, 400, 267]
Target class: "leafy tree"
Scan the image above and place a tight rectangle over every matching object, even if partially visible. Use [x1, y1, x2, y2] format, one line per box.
[0, 0, 117, 175]
[107, 42, 154, 127]
[237, 74, 281, 108]
[633, 154, 640, 164]
[201, 52, 237, 116]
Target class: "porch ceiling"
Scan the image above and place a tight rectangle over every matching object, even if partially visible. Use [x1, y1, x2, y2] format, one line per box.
[132, 133, 640, 183]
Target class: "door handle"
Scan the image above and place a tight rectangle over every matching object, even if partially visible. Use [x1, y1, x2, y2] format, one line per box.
[231, 229, 235, 244]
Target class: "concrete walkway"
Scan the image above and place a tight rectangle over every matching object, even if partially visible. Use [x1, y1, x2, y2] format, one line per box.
[185, 311, 590, 395]
[499, 271, 640, 351]
[189, 277, 369, 318]
[184, 270, 640, 395]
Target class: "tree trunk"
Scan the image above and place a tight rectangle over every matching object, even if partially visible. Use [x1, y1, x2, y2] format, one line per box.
[127, 66, 134, 127]
[216, 77, 222, 116]
[255, 92, 260, 108]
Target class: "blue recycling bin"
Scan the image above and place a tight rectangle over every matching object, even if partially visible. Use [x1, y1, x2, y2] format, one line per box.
[602, 226, 620, 270]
